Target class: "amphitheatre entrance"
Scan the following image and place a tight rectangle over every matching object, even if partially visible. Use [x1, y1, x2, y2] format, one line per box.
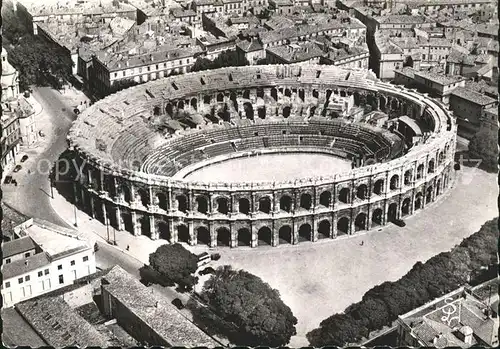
[182, 152, 352, 182]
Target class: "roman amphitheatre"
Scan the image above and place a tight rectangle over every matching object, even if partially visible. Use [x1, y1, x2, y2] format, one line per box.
[67, 64, 456, 248]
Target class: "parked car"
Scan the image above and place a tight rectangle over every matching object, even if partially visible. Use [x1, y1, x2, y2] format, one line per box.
[13, 165, 22, 173]
[210, 253, 221, 261]
[200, 267, 216, 276]
[4, 175, 13, 184]
[21, 155, 28, 162]
[393, 219, 406, 227]
[171, 298, 184, 310]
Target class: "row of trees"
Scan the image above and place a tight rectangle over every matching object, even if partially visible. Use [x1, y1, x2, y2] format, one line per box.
[143, 243, 297, 346]
[2, 1, 74, 90]
[468, 127, 498, 173]
[191, 50, 249, 72]
[307, 217, 499, 346]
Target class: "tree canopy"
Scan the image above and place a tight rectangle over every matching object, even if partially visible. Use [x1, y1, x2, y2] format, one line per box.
[197, 265, 297, 346]
[2, 1, 74, 90]
[468, 127, 498, 173]
[148, 243, 199, 291]
[307, 217, 499, 346]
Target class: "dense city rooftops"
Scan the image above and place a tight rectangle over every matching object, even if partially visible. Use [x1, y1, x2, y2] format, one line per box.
[101, 266, 221, 347]
[375, 14, 432, 25]
[2, 252, 51, 279]
[16, 296, 109, 347]
[323, 45, 369, 62]
[450, 86, 498, 105]
[236, 38, 264, 52]
[414, 69, 466, 86]
[21, 0, 136, 17]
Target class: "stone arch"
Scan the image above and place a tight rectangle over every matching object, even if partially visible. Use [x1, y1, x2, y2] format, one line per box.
[243, 102, 254, 120]
[197, 226, 210, 246]
[391, 98, 398, 111]
[337, 216, 349, 235]
[300, 193, 312, 210]
[203, 95, 211, 104]
[243, 90, 250, 99]
[379, 95, 387, 111]
[390, 174, 400, 190]
[373, 179, 384, 195]
[278, 225, 292, 244]
[137, 188, 149, 207]
[356, 184, 368, 200]
[312, 89, 319, 98]
[319, 191, 331, 207]
[158, 221, 170, 241]
[230, 92, 238, 111]
[121, 210, 133, 233]
[156, 192, 168, 210]
[298, 223, 312, 242]
[123, 185, 132, 203]
[339, 187, 351, 204]
[239, 198, 250, 214]
[258, 196, 272, 214]
[256, 87, 264, 98]
[166, 103, 173, 116]
[402, 197, 411, 216]
[216, 227, 231, 247]
[298, 89, 305, 101]
[404, 169, 413, 185]
[284, 88, 292, 97]
[417, 164, 425, 179]
[355, 212, 367, 231]
[191, 98, 198, 110]
[309, 106, 317, 117]
[340, 90, 346, 97]
[353, 91, 361, 105]
[280, 195, 293, 212]
[283, 106, 291, 118]
[196, 196, 209, 214]
[428, 159, 435, 173]
[177, 100, 185, 110]
[388, 202, 398, 222]
[217, 92, 224, 102]
[237, 228, 251, 246]
[426, 186, 433, 203]
[326, 89, 333, 101]
[372, 208, 383, 226]
[177, 224, 190, 243]
[175, 194, 188, 213]
[271, 87, 278, 101]
[318, 220, 331, 239]
[258, 107, 266, 119]
[436, 179, 441, 196]
[257, 226, 272, 246]
[216, 197, 229, 214]
[415, 192, 423, 210]
[153, 105, 161, 116]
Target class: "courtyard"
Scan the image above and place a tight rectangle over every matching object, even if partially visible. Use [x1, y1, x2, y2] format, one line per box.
[186, 166, 498, 346]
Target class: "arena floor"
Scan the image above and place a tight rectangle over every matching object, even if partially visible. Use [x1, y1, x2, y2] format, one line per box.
[182, 153, 353, 182]
[186, 167, 498, 346]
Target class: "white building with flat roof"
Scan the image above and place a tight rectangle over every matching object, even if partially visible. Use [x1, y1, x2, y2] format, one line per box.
[1, 219, 96, 308]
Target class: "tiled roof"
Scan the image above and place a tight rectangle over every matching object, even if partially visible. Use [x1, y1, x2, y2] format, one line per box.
[102, 266, 221, 347]
[396, 66, 416, 78]
[16, 296, 109, 347]
[376, 14, 430, 24]
[451, 87, 497, 105]
[2, 252, 51, 280]
[2, 236, 37, 259]
[476, 23, 499, 37]
[267, 42, 325, 63]
[237, 39, 264, 52]
[414, 70, 465, 85]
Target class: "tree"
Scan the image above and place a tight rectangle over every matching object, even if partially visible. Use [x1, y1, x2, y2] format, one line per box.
[110, 78, 139, 93]
[191, 50, 249, 73]
[148, 243, 199, 291]
[468, 127, 498, 173]
[198, 265, 297, 346]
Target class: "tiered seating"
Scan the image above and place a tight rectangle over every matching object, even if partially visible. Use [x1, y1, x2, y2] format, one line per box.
[203, 142, 235, 158]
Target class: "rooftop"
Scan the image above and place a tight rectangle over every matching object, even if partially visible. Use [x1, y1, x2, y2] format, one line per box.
[451, 87, 498, 106]
[2, 236, 38, 259]
[2, 252, 51, 280]
[375, 14, 431, 25]
[23, 0, 136, 17]
[414, 69, 466, 86]
[16, 296, 109, 347]
[267, 42, 325, 63]
[102, 265, 221, 347]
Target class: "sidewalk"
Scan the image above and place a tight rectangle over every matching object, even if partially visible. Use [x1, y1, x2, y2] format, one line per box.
[50, 188, 168, 266]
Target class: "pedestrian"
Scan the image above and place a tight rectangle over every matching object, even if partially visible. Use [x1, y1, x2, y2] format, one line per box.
[126, 245, 130, 251]
[360, 240, 364, 246]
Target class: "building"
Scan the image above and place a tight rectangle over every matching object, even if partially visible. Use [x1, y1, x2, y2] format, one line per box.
[449, 86, 498, 135]
[397, 284, 499, 347]
[197, 33, 236, 60]
[1, 47, 20, 102]
[236, 38, 265, 64]
[394, 67, 466, 103]
[420, 38, 453, 70]
[1, 108, 21, 178]
[320, 43, 370, 69]
[1, 218, 96, 308]
[266, 42, 325, 64]
[269, 0, 294, 15]
[101, 265, 222, 346]
[409, 0, 496, 16]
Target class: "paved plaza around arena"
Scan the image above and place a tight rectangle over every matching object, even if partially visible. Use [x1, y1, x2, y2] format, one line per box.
[51, 166, 497, 347]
